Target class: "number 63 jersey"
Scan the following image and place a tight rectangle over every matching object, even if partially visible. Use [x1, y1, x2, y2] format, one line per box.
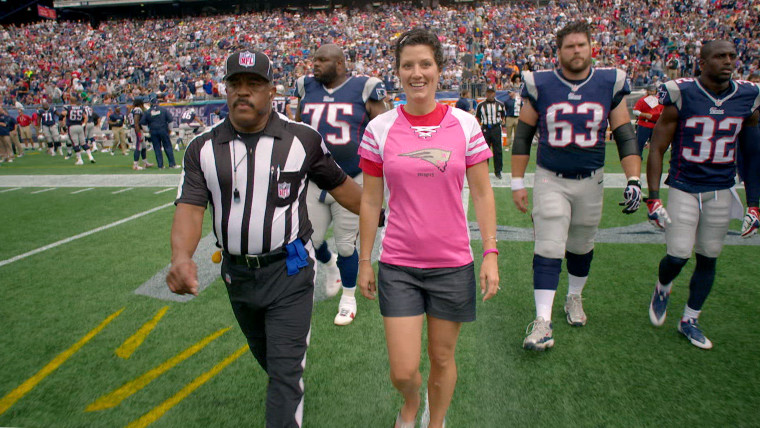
[521, 67, 630, 175]
[659, 78, 760, 192]
[296, 75, 386, 177]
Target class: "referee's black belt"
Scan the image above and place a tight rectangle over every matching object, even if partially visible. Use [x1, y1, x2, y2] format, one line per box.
[224, 249, 287, 269]
[483, 124, 501, 128]
[554, 168, 600, 180]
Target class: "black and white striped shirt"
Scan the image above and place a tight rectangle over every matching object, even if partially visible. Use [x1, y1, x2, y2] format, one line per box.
[475, 100, 506, 126]
[176, 112, 347, 256]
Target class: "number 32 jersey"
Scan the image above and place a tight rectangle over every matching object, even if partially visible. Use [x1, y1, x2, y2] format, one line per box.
[296, 75, 386, 177]
[659, 78, 760, 192]
[522, 67, 630, 175]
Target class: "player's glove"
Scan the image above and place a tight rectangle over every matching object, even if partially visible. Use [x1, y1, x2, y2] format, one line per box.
[741, 206, 759, 238]
[646, 198, 671, 229]
[619, 178, 643, 214]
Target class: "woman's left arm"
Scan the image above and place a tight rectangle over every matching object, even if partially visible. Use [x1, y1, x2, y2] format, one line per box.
[466, 161, 500, 302]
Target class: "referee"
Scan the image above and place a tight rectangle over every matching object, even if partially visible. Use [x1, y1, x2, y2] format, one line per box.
[475, 87, 506, 179]
[167, 50, 362, 428]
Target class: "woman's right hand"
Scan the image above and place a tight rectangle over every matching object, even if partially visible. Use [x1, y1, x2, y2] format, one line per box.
[357, 261, 377, 300]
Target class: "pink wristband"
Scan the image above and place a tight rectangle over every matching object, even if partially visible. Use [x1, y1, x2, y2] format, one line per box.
[483, 248, 499, 258]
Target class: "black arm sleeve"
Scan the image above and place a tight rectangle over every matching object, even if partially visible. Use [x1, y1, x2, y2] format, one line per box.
[613, 122, 638, 160]
[739, 123, 760, 206]
[512, 120, 537, 155]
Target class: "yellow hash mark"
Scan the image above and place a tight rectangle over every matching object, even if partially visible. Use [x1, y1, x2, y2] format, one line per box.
[0, 308, 125, 416]
[115, 307, 169, 359]
[86, 327, 231, 412]
[125, 345, 248, 428]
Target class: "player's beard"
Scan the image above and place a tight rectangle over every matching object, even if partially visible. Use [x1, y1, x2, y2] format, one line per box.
[561, 56, 592, 75]
[314, 66, 337, 85]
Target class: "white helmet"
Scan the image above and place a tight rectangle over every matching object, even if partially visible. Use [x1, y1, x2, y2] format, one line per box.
[276, 84, 286, 94]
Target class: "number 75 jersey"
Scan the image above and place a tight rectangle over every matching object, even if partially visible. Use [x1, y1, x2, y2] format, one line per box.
[522, 68, 630, 175]
[296, 75, 386, 177]
[659, 78, 760, 192]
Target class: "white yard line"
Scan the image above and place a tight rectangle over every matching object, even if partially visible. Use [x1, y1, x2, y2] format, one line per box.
[0, 202, 174, 268]
[112, 188, 134, 194]
[30, 188, 56, 194]
[154, 188, 175, 194]
[0, 187, 21, 193]
[71, 188, 94, 194]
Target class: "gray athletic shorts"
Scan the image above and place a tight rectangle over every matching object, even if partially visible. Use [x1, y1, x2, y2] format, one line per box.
[377, 261, 476, 323]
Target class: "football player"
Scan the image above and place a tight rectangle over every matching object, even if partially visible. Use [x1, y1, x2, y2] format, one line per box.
[646, 40, 760, 349]
[273, 84, 293, 120]
[296, 44, 388, 325]
[177, 108, 204, 150]
[64, 94, 95, 165]
[37, 101, 62, 156]
[511, 21, 642, 350]
[126, 98, 153, 170]
[83, 101, 99, 151]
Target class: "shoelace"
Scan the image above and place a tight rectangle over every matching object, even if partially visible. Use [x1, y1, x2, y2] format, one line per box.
[525, 320, 547, 335]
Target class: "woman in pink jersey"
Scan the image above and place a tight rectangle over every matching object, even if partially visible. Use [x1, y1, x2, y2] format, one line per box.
[357, 28, 500, 428]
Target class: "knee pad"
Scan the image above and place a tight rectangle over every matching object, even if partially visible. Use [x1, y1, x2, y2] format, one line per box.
[533, 254, 562, 290]
[335, 241, 357, 257]
[659, 254, 689, 285]
[566, 250, 593, 277]
[694, 253, 717, 273]
[314, 241, 332, 264]
[73, 145, 81, 153]
[336, 250, 359, 288]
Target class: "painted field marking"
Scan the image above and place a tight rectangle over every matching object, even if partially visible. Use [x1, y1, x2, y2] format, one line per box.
[0, 187, 21, 193]
[86, 327, 231, 412]
[31, 188, 56, 194]
[153, 188, 174, 195]
[71, 188, 94, 194]
[125, 345, 248, 428]
[115, 307, 169, 359]
[0, 202, 174, 268]
[0, 308, 125, 416]
[112, 188, 134, 194]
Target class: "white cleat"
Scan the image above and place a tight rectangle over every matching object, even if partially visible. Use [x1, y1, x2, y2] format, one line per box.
[323, 253, 342, 298]
[564, 294, 587, 326]
[334, 296, 356, 326]
[74, 159, 84, 165]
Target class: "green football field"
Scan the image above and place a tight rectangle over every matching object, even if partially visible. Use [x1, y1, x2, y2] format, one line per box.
[1, 145, 758, 427]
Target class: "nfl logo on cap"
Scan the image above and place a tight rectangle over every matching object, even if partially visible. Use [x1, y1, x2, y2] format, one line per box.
[239, 52, 256, 67]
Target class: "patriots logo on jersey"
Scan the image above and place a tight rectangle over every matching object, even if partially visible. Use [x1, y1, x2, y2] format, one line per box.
[239, 52, 256, 67]
[376, 88, 387, 99]
[709, 107, 725, 115]
[399, 148, 451, 172]
[410, 125, 440, 139]
[657, 85, 669, 104]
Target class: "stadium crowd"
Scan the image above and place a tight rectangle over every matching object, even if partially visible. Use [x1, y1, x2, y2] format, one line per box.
[1, 0, 759, 108]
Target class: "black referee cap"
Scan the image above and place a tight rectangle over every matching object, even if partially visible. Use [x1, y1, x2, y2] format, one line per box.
[224, 50, 273, 82]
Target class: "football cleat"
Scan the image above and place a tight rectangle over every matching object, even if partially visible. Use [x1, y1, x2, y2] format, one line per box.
[523, 317, 554, 351]
[132, 164, 144, 171]
[741, 207, 759, 238]
[90, 158, 96, 164]
[678, 318, 713, 349]
[74, 159, 84, 165]
[649, 283, 670, 327]
[334, 296, 356, 326]
[143, 161, 154, 168]
[323, 253, 342, 298]
[564, 294, 587, 326]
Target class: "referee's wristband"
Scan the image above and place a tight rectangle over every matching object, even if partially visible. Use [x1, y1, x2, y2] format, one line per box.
[483, 248, 499, 258]
[511, 177, 525, 191]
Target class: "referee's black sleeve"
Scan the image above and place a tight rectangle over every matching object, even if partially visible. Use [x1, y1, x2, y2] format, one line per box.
[289, 124, 347, 191]
[175, 136, 210, 207]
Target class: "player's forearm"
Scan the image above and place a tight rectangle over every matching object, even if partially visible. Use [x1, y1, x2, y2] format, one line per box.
[620, 154, 641, 180]
[511, 154, 530, 178]
[646, 146, 666, 195]
[171, 203, 205, 263]
[358, 176, 384, 260]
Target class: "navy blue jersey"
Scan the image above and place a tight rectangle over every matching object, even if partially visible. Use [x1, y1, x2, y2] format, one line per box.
[272, 96, 289, 115]
[659, 78, 760, 192]
[83, 105, 97, 123]
[296, 75, 386, 177]
[522, 67, 630, 175]
[180, 109, 199, 124]
[37, 107, 59, 126]
[65, 105, 86, 126]
[126, 107, 142, 128]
